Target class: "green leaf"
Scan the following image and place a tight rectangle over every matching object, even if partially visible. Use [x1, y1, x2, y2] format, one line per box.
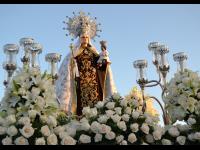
[13, 80, 21, 92]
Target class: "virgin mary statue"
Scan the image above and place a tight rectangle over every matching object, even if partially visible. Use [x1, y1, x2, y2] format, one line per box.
[56, 12, 117, 115]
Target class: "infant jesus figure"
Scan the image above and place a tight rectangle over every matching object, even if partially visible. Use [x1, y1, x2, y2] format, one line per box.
[97, 40, 111, 68]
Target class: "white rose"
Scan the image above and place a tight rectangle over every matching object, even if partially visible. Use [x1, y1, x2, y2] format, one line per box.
[47, 116, 57, 128]
[187, 118, 196, 126]
[152, 130, 162, 140]
[116, 135, 124, 144]
[114, 107, 122, 115]
[117, 121, 127, 131]
[41, 125, 51, 137]
[40, 115, 48, 124]
[132, 111, 140, 120]
[53, 126, 65, 136]
[111, 114, 121, 123]
[125, 107, 132, 115]
[161, 139, 172, 145]
[176, 136, 186, 145]
[168, 127, 180, 137]
[105, 110, 115, 118]
[97, 115, 109, 124]
[90, 121, 100, 134]
[194, 132, 200, 140]
[122, 114, 130, 122]
[177, 124, 190, 132]
[35, 137, 46, 145]
[14, 136, 29, 145]
[120, 140, 127, 145]
[79, 117, 88, 123]
[80, 121, 90, 131]
[6, 115, 16, 125]
[106, 102, 115, 110]
[188, 133, 195, 142]
[128, 133, 137, 143]
[0, 126, 7, 135]
[65, 127, 76, 138]
[82, 107, 90, 116]
[95, 101, 104, 109]
[120, 100, 127, 107]
[89, 108, 98, 118]
[61, 136, 76, 145]
[99, 124, 111, 134]
[18, 117, 31, 126]
[145, 134, 155, 144]
[94, 133, 103, 142]
[28, 110, 38, 120]
[112, 92, 121, 100]
[105, 131, 116, 140]
[20, 125, 35, 138]
[47, 134, 58, 145]
[2, 136, 12, 145]
[79, 134, 91, 144]
[140, 123, 149, 135]
[130, 123, 139, 133]
[7, 125, 18, 137]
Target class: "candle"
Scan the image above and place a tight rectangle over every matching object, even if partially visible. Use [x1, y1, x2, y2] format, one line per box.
[51, 61, 56, 76]
[31, 52, 36, 67]
[139, 68, 144, 80]
[8, 53, 14, 64]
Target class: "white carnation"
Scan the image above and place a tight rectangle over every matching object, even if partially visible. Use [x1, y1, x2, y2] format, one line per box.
[59, 132, 69, 139]
[187, 118, 196, 126]
[194, 132, 200, 140]
[94, 133, 103, 142]
[0, 117, 5, 126]
[125, 107, 132, 115]
[161, 139, 172, 145]
[2, 136, 12, 145]
[197, 92, 200, 99]
[47, 116, 57, 128]
[82, 107, 90, 116]
[114, 107, 122, 115]
[95, 101, 105, 109]
[41, 125, 51, 137]
[7, 125, 18, 137]
[122, 114, 130, 122]
[61, 136, 76, 145]
[116, 135, 124, 144]
[40, 115, 48, 124]
[105, 110, 115, 118]
[6, 115, 16, 125]
[90, 121, 100, 134]
[128, 133, 137, 143]
[176, 136, 186, 145]
[35, 137, 46, 145]
[80, 121, 90, 131]
[106, 102, 115, 110]
[168, 127, 180, 137]
[105, 131, 116, 140]
[117, 121, 127, 131]
[14, 136, 29, 145]
[145, 117, 153, 125]
[132, 111, 140, 120]
[65, 126, 76, 138]
[0, 126, 7, 135]
[99, 124, 111, 134]
[130, 123, 139, 133]
[120, 99, 128, 107]
[188, 133, 195, 142]
[20, 125, 34, 138]
[53, 126, 65, 136]
[140, 123, 149, 135]
[18, 117, 31, 126]
[90, 108, 98, 118]
[111, 114, 121, 123]
[97, 115, 109, 124]
[47, 134, 58, 145]
[79, 134, 91, 144]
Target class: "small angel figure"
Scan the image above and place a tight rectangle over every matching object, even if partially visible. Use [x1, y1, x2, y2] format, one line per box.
[97, 40, 111, 67]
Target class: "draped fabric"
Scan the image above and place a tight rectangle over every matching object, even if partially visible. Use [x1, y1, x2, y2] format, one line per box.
[55, 41, 117, 115]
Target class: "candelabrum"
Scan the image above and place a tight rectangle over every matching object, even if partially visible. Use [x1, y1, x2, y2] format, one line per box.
[133, 42, 173, 125]
[2, 44, 19, 87]
[29, 43, 43, 68]
[19, 37, 35, 68]
[45, 53, 62, 83]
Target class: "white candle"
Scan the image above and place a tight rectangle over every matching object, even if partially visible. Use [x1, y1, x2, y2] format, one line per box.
[8, 53, 14, 64]
[160, 53, 166, 67]
[139, 68, 144, 80]
[51, 61, 56, 76]
[179, 60, 185, 73]
[31, 52, 36, 67]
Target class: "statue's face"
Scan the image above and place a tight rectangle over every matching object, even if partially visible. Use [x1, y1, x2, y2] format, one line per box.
[80, 34, 89, 45]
